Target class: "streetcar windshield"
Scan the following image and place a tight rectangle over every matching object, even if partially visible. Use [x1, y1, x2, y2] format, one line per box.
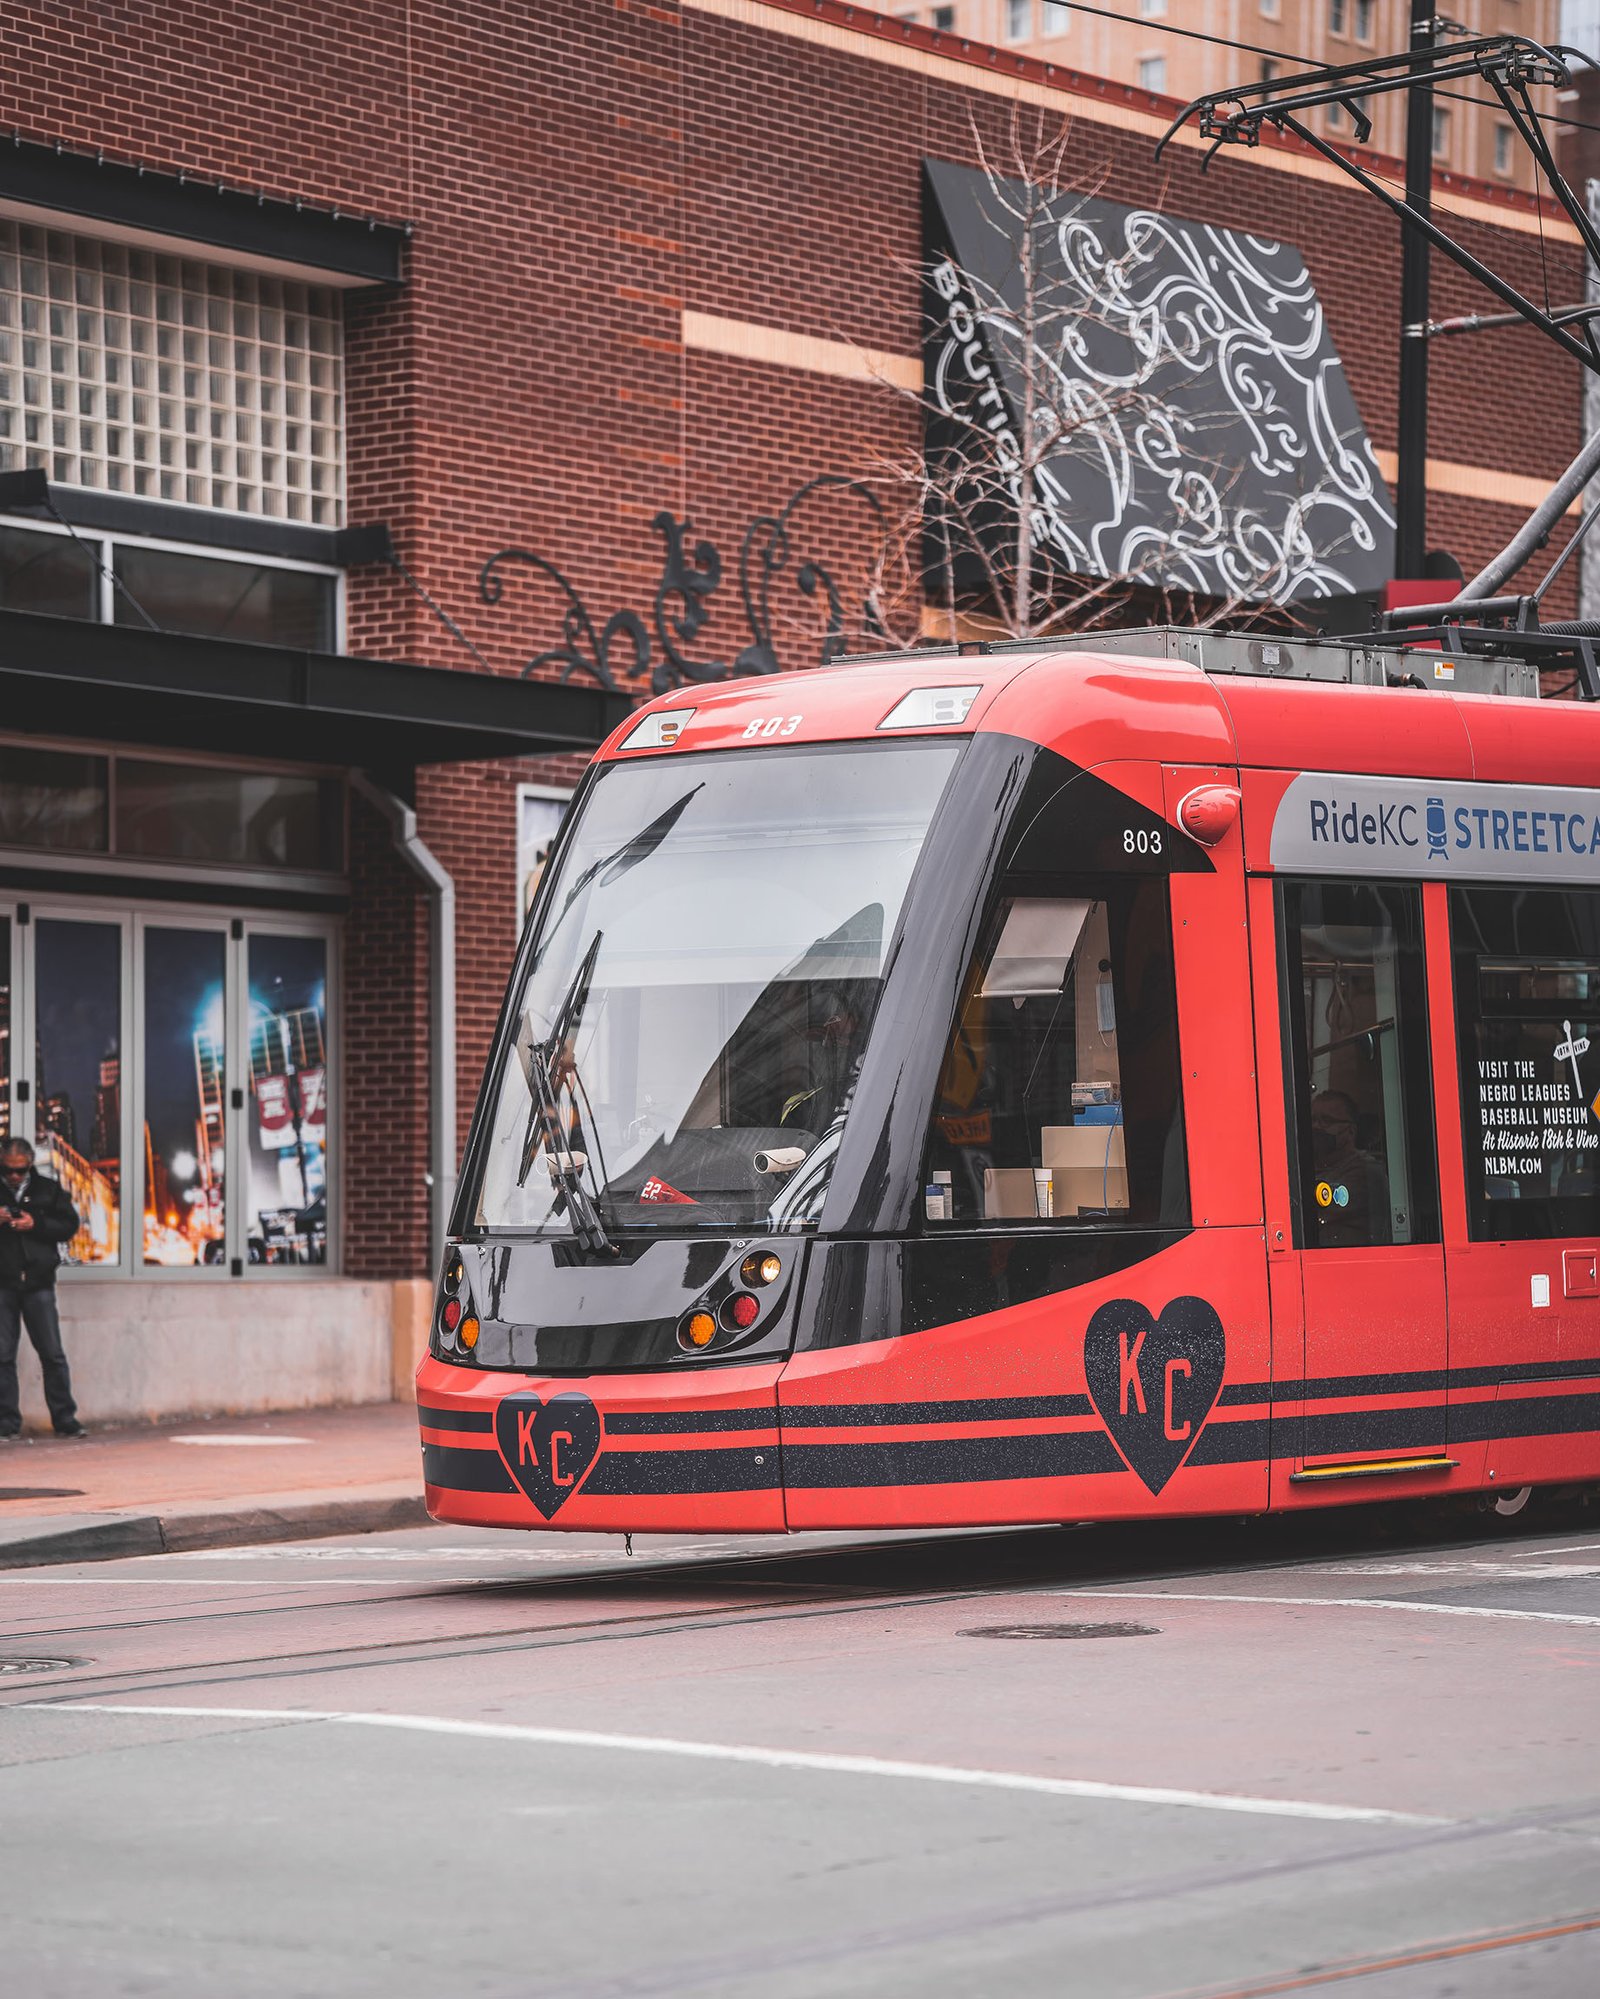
[471, 740, 962, 1234]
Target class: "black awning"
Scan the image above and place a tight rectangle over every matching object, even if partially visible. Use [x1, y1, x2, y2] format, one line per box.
[0, 140, 406, 287]
[1, 609, 630, 771]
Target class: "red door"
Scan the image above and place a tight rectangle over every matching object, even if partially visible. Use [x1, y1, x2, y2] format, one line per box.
[1272, 877, 1453, 1493]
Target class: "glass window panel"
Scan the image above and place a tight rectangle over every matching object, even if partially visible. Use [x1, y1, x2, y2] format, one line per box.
[0, 523, 98, 620]
[35, 918, 121, 1266]
[143, 928, 227, 1268]
[924, 881, 1187, 1226]
[1281, 881, 1439, 1249]
[0, 745, 108, 853]
[110, 544, 335, 649]
[1451, 886, 1600, 1240]
[247, 934, 327, 1266]
[115, 760, 343, 871]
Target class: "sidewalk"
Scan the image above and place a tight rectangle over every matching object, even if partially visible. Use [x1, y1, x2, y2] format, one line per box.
[0, 1402, 426, 1570]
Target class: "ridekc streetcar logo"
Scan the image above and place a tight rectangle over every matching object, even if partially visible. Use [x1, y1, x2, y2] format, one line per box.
[1270, 773, 1600, 885]
[494, 1391, 602, 1518]
[1083, 1297, 1226, 1495]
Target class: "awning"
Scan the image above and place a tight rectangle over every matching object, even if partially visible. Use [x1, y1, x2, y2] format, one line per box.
[1, 608, 630, 774]
[922, 158, 1395, 603]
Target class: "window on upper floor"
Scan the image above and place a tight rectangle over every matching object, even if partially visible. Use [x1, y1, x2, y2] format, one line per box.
[1006, 0, 1031, 38]
[1328, 0, 1348, 34]
[1354, 0, 1375, 40]
[0, 219, 344, 526]
[1138, 54, 1167, 92]
[932, 4, 955, 27]
[1433, 106, 1451, 158]
[1140, 0, 1167, 17]
[1041, 1, 1071, 29]
[1495, 123, 1515, 175]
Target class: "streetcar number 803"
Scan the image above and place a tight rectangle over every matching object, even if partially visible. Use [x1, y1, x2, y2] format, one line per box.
[743, 715, 803, 739]
[1123, 828, 1163, 855]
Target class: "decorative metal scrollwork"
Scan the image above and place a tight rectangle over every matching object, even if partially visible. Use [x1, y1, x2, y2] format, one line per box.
[479, 478, 887, 693]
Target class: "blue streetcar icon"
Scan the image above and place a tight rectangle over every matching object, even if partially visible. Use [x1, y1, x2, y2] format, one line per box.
[1425, 796, 1448, 857]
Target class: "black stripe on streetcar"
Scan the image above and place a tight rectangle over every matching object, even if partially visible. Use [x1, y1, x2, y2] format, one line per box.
[604, 1408, 778, 1435]
[416, 1404, 495, 1432]
[780, 1393, 1095, 1428]
[422, 1442, 515, 1492]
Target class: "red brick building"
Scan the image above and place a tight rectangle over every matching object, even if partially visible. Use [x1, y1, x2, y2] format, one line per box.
[0, 1, 1583, 1421]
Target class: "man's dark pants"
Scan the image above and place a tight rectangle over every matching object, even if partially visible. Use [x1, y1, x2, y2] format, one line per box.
[0, 1285, 78, 1435]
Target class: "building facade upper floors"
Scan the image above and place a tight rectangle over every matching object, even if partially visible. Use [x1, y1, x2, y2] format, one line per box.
[880, 0, 1565, 192]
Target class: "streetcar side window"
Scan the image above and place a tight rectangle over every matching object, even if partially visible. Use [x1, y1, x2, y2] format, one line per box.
[1280, 880, 1438, 1249]
[1450, 885, 1600, 1240]
[922, 878, 1187, 1227]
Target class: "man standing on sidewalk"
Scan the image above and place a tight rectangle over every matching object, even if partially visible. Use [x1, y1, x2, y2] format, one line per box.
[0, 1138, 85, 1439]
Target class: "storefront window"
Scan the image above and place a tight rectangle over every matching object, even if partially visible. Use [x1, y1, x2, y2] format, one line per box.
[35, 917, 122, 1266]
[923, 880, 1187, 1226]
[0, 524, 98, 619]
[143, 927, 227, 1267]
[247, 934, 327, 1264]
[113, 545, 336, 650]
[0, 746, 108, 853]
[116, 761, 342, 871]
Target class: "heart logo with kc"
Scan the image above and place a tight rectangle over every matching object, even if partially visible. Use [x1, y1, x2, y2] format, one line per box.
[494, 1392, 602, 1517]
[1083, 1296, 1225, 1495]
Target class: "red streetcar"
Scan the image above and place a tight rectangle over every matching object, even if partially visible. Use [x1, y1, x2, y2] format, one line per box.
[418, 622, 1600, 1533]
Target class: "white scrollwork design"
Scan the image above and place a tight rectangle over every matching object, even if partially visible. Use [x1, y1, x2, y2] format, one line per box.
[929, 172, 1394, 603]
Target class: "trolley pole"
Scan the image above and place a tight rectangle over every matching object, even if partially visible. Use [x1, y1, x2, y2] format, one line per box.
[1396, 0, 1436, 580]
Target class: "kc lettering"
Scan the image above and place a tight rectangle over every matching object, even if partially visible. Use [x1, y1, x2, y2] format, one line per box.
[516, 1408, 539, 1468]
[1163, 1358, 1192, 1442]
[1119, 1328, 1148, 1415]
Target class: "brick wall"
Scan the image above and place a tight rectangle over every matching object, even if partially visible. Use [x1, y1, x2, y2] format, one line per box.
[5, 0, 1583, 1275]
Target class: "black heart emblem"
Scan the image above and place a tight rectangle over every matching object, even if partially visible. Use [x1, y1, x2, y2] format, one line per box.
[494, 1392, 601, 1518]
[1083, 1296, 1225, 1496]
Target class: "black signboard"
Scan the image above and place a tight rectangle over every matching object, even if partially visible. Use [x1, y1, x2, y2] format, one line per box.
[922, 158, 1394, 604]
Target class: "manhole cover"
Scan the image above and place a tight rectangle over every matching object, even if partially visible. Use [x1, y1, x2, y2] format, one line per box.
[0, 1657, 85, 1675]
[960, 1622, 1160, 1641]
[0, 1488, 85, 1500]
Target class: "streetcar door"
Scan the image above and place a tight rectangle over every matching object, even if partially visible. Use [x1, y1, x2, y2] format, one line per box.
[1276, 879, 1448, 1478]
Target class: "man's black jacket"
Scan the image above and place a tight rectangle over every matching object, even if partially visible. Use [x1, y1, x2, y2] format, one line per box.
[0, 1173, 81, 1290]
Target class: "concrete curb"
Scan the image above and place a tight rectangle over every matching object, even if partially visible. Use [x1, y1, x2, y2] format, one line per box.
[0, 1489, 428, 1569]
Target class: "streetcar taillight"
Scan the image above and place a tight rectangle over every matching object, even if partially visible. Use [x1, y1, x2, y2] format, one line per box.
[741, 1252, 782, 1287]
[459, 1316, 480, 1350]
[441, 1298, 463, 1332]
[721, 1293, 761, 1331]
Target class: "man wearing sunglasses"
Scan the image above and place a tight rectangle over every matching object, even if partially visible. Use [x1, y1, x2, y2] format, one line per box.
[0, 1138, 85, 1439]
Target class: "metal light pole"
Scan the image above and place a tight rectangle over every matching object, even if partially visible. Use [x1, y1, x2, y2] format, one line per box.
[1396, 0, 1436, 580]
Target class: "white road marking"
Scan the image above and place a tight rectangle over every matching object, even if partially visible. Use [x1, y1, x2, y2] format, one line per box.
[1053, 1590, 1600, 1628]
[163, 1543, 740, 1562]
[168, 1435, 313, 1447]
[1319, 1561, 1600, 1580]
[20, 1702, 1441, 1825]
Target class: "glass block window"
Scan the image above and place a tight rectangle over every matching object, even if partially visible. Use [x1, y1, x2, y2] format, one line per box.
[0, 222, 344, 525]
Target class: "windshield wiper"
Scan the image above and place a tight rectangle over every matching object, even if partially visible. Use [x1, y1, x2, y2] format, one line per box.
[517, 931, 617, 1256]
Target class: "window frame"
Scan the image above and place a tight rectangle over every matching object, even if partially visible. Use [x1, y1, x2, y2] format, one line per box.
[0, 890, 340, 1280]
[919, 870, 1190, 1234]
[0, 513, 343, 650]
[1277, 876, 1441, 1253]
[1448, 883, 1600, 1243]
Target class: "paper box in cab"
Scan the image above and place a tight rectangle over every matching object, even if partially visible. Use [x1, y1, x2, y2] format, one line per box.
[983, 1167, 1039, 1220]
[1042, 1124, 1128, 1215]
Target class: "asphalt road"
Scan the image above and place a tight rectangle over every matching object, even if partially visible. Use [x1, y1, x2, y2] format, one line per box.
[2, 1499, 1598, 1999]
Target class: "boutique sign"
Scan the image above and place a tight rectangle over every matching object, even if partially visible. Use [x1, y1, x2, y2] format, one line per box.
[1270, 773, 1600, 883]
